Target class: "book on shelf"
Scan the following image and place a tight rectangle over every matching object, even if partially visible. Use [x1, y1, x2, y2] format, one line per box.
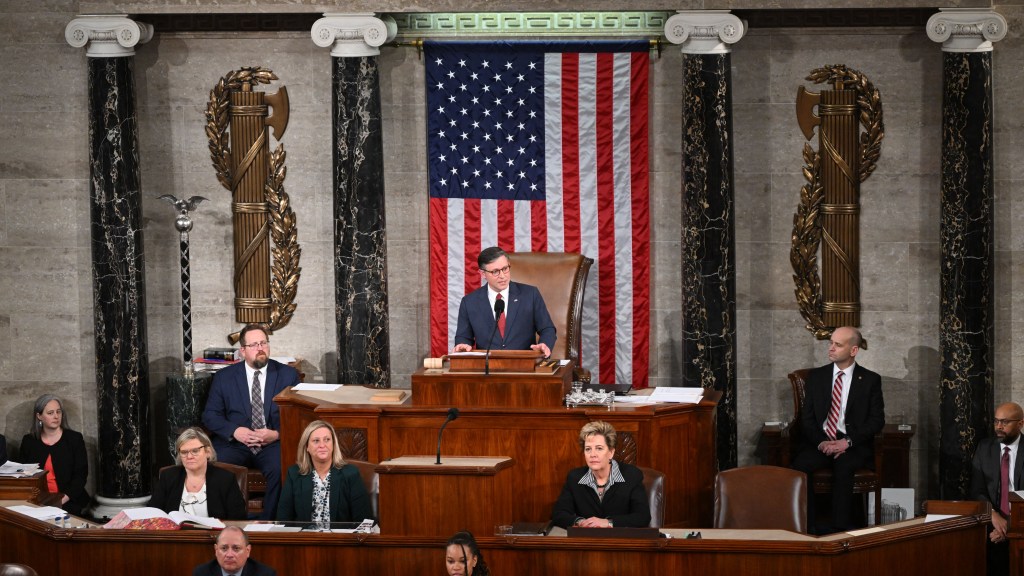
[102, 507, 225, 530]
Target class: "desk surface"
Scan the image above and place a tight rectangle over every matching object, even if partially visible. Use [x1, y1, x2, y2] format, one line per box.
[0, 500, 988, 575]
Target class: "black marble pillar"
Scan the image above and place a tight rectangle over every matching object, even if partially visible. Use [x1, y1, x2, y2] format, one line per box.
[332, 56, 391, 387]
[938, 51, 993, 499]
[680, 53, 738, 471]
[88, 56, 151, 498]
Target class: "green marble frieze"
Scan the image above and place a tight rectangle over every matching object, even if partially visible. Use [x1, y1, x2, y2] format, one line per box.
[391, 12, 672, 38]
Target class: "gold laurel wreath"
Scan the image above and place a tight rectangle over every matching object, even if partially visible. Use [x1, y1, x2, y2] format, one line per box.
[205, 67, 301, 341]
[791, 65, 884, 339]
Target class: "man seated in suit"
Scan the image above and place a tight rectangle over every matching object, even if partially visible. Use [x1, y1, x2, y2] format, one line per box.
[194, 526, 276, 576]
[792, 326, 885, 533]
[970, 401, 1024, 576]
[202, 324, 300, 520]
[452, 246, 556, 357]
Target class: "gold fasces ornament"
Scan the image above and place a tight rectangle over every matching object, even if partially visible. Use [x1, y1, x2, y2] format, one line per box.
[791, 65, 884, 339]
[205, 67, 301, 344]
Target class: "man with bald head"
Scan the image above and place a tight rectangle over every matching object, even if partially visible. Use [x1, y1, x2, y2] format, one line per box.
[970, 402, 1024, 575]
[792, 326, 885, 533]
[194, 526, 276, 576]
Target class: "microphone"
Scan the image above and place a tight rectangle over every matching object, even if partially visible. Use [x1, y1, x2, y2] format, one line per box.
[435, 407, 460, 465]
[484, 298, 505, 376]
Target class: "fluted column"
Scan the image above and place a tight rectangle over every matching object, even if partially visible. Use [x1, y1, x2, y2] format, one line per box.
[666, 11, 745, 471]
[312, 14, 396, 387]
[927, 9, 1006, 499]
[65, 15, 153, 516]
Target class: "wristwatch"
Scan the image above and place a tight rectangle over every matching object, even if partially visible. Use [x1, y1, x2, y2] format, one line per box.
[608, 518, 614, 527]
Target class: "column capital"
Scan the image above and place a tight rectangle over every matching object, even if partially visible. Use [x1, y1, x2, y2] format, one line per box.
[65, 15, 153, 57]
[664, 10, 745, 54]
[312, 13, 397, 57]
[927, 9, 1007, 53]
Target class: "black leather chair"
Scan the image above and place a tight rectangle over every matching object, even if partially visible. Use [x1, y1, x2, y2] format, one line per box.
[345, 459, 379, 519]
[714, 465, 808, 533]
[637, 466, 665, 528]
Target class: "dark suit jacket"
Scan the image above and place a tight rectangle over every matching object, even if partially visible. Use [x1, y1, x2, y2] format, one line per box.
[551, 463, 651, 529]
[149, 464, 248, 520]
[193, 558, 276, 576]
[799, 363, 885, 451]
[20, 430, 91, 516]
[970, 436, 1024, 517]
[0, 434, 7, 464]
[202, 359, 300, 448]
[276, 463, 373, 522]
[454, 281, 556, 352]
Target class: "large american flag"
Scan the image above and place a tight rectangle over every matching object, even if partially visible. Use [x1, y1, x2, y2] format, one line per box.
[425, 40, 650, 388]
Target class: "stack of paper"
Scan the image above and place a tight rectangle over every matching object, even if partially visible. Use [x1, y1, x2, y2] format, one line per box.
[648, 387, 704, 404]
[7, 505, 65, 521]
[0, 461, 42, 477]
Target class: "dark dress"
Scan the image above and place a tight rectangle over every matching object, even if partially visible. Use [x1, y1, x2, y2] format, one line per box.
[149, 464, 248, 520]
[551, 462, 651, 529]
[20, 430, 90, 516]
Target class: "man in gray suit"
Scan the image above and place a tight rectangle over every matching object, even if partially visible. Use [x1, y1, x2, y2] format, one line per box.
[970, 401, 1024, 576]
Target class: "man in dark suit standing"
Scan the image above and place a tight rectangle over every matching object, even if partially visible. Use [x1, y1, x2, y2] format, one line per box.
[194, 526, 276, 576]
[203, 324, 299, 520]
[452, 246, 556, 357]
[970, 401, 1024, 576]
[792, 326, 885, 533]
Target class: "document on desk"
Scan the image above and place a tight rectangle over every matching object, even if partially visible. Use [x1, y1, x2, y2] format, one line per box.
[924, 514, 958, 523]
[0, 461, 41, 477]
[292, 383, 342, 392]
[648, 387, 704, 404]
[7, 505, 65, 520]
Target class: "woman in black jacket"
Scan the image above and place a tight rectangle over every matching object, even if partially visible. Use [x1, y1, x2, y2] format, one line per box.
[20, 394, 91, 516]
[150, 427, 247, 520]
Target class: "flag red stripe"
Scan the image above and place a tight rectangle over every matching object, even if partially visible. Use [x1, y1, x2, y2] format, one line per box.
[560, 54, 582, 254]
[531, 200, 547, 252]
[429, 197, 449, 357]
[463, 199, 481, 295]
[498, 199, 515, 249]
[595, 53, 618, 384]
[630, 52, 651, 388]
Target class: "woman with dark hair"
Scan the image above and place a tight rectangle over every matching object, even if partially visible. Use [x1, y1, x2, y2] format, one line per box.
[19, 394, 91, 516]
[276, 420, 373, 522]
[445, 531, 489, 576]
[551, 420, 651, 529]
[150, 427, 247, 520]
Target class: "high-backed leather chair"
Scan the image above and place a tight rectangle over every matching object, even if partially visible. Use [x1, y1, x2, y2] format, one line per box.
[785, 369, 882, 525]
[637, 466, 665, 528]
[158, 461, 249, 505]
[714, 465, 807, 533]
[507, 252, 593, 382]
[0, 565, 39, 576]
[345, 459, 379, 519]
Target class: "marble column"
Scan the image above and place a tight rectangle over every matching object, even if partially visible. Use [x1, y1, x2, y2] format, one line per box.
[312, 14, 396, 387]
[666, 11, 745, 471]
[65, 15, 154, 516]
[927, 9, 1006, 499]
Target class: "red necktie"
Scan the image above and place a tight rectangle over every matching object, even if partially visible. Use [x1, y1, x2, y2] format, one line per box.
[825, 372, 843, 441]
[496, 294, 506, 338]
[1001, 446, 1011, 516]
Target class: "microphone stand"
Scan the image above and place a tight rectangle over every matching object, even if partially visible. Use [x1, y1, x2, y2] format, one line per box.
[435, 408, 459, 465]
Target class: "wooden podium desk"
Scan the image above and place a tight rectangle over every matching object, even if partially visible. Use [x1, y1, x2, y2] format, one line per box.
[274, 383, 720, 528]
[0, 501, 988, 575]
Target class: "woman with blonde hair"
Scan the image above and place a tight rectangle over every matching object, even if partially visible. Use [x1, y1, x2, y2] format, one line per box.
[150, 427, 247, 519]
[276, 420, 372, 522]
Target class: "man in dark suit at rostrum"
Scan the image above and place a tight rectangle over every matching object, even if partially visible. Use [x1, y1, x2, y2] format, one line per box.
[194, 526, 276, 576]
[970, 401, 1024, 576]
[792, 326, 885, 533]
[452, 246, 556, 357]
[203, 324, 299, 520]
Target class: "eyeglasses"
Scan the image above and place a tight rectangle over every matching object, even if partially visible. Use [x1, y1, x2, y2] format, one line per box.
[995, 418, 1022, 427]
[482, 265, 511, 277]
[178, 446, 206, 458]
[240, 340, 269, 350]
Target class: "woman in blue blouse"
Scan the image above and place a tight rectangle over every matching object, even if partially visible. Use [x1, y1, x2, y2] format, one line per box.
[276, 420, 372, 523]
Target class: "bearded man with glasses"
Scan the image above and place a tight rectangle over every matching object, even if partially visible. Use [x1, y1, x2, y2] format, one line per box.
[453, 246, 555, 357]
[203, 324, 299, 519]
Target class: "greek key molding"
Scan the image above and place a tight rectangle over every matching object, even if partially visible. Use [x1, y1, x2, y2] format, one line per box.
[926, 9, 1007, 53]
[391, 12, 670, 38]
[312, 13, 397, 57]
[664, 10, 745, 54]
[65, 15, 153, 57]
